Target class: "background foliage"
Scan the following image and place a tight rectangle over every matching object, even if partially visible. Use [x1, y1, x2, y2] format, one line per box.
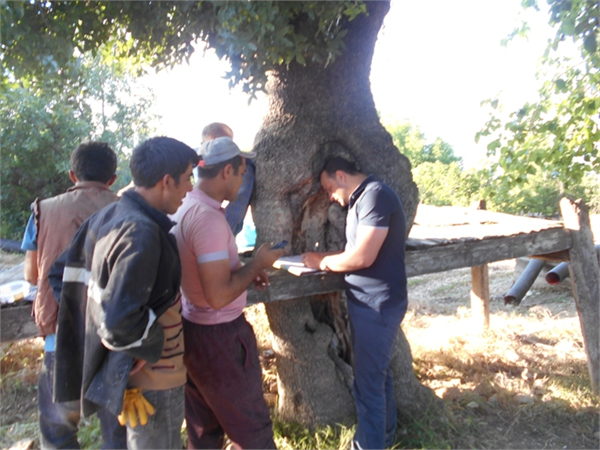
[0, 0, 368, 240]
[386, 0, 600, 218]
[385, 119, 600, 217]
[1, 54, 158, 240]
[476, 0, 599, 188]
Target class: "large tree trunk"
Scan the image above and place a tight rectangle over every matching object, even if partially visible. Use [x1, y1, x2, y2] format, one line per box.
[252, 1, 443, 426]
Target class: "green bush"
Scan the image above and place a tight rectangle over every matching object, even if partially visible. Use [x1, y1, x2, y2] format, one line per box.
[413, 162, 481, 207]
[483, 170, 600, 218]
[1, 55, 157, 240]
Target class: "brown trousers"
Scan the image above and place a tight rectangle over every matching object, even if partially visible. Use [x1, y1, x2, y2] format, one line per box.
[183, 315, 276, 449]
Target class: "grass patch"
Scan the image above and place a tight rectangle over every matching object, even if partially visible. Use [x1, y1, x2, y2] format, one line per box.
[432, 281, 468, 296]
[396, 414, 454, 450]
[273, 420, 355, 450]
[0, 421, 39, 449]
[78, 416, 102, 449]
[407, 277, 426, 287]
[403, 269, 599, 448]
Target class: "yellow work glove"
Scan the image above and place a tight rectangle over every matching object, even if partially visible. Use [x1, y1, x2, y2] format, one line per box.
[117, 388, 156, 428]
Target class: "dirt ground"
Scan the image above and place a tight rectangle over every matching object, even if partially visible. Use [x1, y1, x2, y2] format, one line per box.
[1, 253, 599, 449]
[400, 260, 598, 449]
[247, 258, 599, 449]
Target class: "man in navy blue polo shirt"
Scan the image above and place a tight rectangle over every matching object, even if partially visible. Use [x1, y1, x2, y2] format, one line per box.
[302, 156, 408, 450]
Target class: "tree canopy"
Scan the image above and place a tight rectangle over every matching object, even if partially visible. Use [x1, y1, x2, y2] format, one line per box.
[386, 121, 462, 168]
[0, 0, 367, 237]
[2, 1, 366, 97]
[476, 0, 599, 188]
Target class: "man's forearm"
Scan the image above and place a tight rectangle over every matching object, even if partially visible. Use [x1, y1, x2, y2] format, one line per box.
[321, 249, 370, 272]
[202, 260, 264, 310]
[24, 250, 38, 285]
[303, 249, 371, 272]
[320, 226, 388, 272]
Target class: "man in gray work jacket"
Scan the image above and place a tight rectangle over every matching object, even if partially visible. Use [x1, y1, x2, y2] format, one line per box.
[51, 137, 198, 449]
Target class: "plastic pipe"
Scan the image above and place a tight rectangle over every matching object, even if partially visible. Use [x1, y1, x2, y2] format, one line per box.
[545, 244, 599, 285]
[545, 262, 570, 285]
[504, 258, 546, 306]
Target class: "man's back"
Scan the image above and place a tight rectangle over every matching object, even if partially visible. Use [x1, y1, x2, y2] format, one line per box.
[33, 182, 118, 335]
[23, 141, 125, 450]
[345, 175, 407, 310]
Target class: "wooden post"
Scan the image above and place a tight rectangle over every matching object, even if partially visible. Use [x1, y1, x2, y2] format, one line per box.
[560, 198, 599, 395]
[470, 200, 490, 328]
[471, 265, 490, 328]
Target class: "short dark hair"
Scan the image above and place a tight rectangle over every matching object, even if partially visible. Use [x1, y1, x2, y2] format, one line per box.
[320, 156, 360, 178]
[196, 155, 243, 179]
[201, 123, 233, 142]
[130, 137, 199, 188]
[70, 142, 117, 183]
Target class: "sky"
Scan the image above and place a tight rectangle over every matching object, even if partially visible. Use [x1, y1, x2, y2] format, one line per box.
[143, 0, 560, 169]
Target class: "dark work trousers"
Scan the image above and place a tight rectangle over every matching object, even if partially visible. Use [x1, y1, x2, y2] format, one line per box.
[38, 351, 127, 449]
[182, 315, 276, 450]
[347, 298, 406, 450]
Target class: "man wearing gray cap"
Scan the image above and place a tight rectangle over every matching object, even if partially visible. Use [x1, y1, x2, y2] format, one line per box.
[171, 137, 284, 449]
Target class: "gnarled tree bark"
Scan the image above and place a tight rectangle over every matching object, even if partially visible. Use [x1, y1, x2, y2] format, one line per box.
[252, 1, 445, 426]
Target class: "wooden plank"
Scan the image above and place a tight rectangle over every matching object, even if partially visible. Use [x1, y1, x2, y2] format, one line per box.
[247, 269, 345, 305]
[530, 250, 571, 262]
[0, 238, 25, 254]
[0, 224, 574, 342]
[405, 227, 571, 277]
[560, 198, 600, 395]
[411, 205, 565, 242]
[471, 265, 490, 328]
[247, 227, 571, 304]
[0, 302, 39, 343]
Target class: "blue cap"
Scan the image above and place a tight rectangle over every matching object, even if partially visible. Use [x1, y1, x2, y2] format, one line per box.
[199, 137, 256, 166]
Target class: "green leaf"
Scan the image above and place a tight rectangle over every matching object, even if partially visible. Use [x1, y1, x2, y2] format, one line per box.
[561, 18, 576, 36]
[555, 78, 567, 92]
[583, 33, 597, 54]
[295, 52, 306, 65]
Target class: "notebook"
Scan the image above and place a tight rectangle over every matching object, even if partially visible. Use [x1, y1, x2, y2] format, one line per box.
[273, 255, 325, 277]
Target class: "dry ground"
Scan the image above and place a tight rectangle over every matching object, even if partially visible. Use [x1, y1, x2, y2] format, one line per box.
[399, 260, 598, 449]
[1, 252, 599, 449]
[247, 259, 599, 449]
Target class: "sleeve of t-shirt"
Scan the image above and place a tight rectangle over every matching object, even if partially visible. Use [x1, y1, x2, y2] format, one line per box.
[225, 160, 255, 236]
[192, 212, 231, 264]
[357, 187, 394, 229]
[21, 214, 38, 251]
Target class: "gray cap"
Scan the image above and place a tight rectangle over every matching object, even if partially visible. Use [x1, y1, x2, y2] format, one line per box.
[199, 137, 256, 166]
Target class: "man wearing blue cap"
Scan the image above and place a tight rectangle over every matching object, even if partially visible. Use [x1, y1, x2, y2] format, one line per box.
[172, 137, 284, 449]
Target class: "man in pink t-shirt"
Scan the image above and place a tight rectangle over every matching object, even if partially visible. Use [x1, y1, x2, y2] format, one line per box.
[171, 137, 284, 449]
